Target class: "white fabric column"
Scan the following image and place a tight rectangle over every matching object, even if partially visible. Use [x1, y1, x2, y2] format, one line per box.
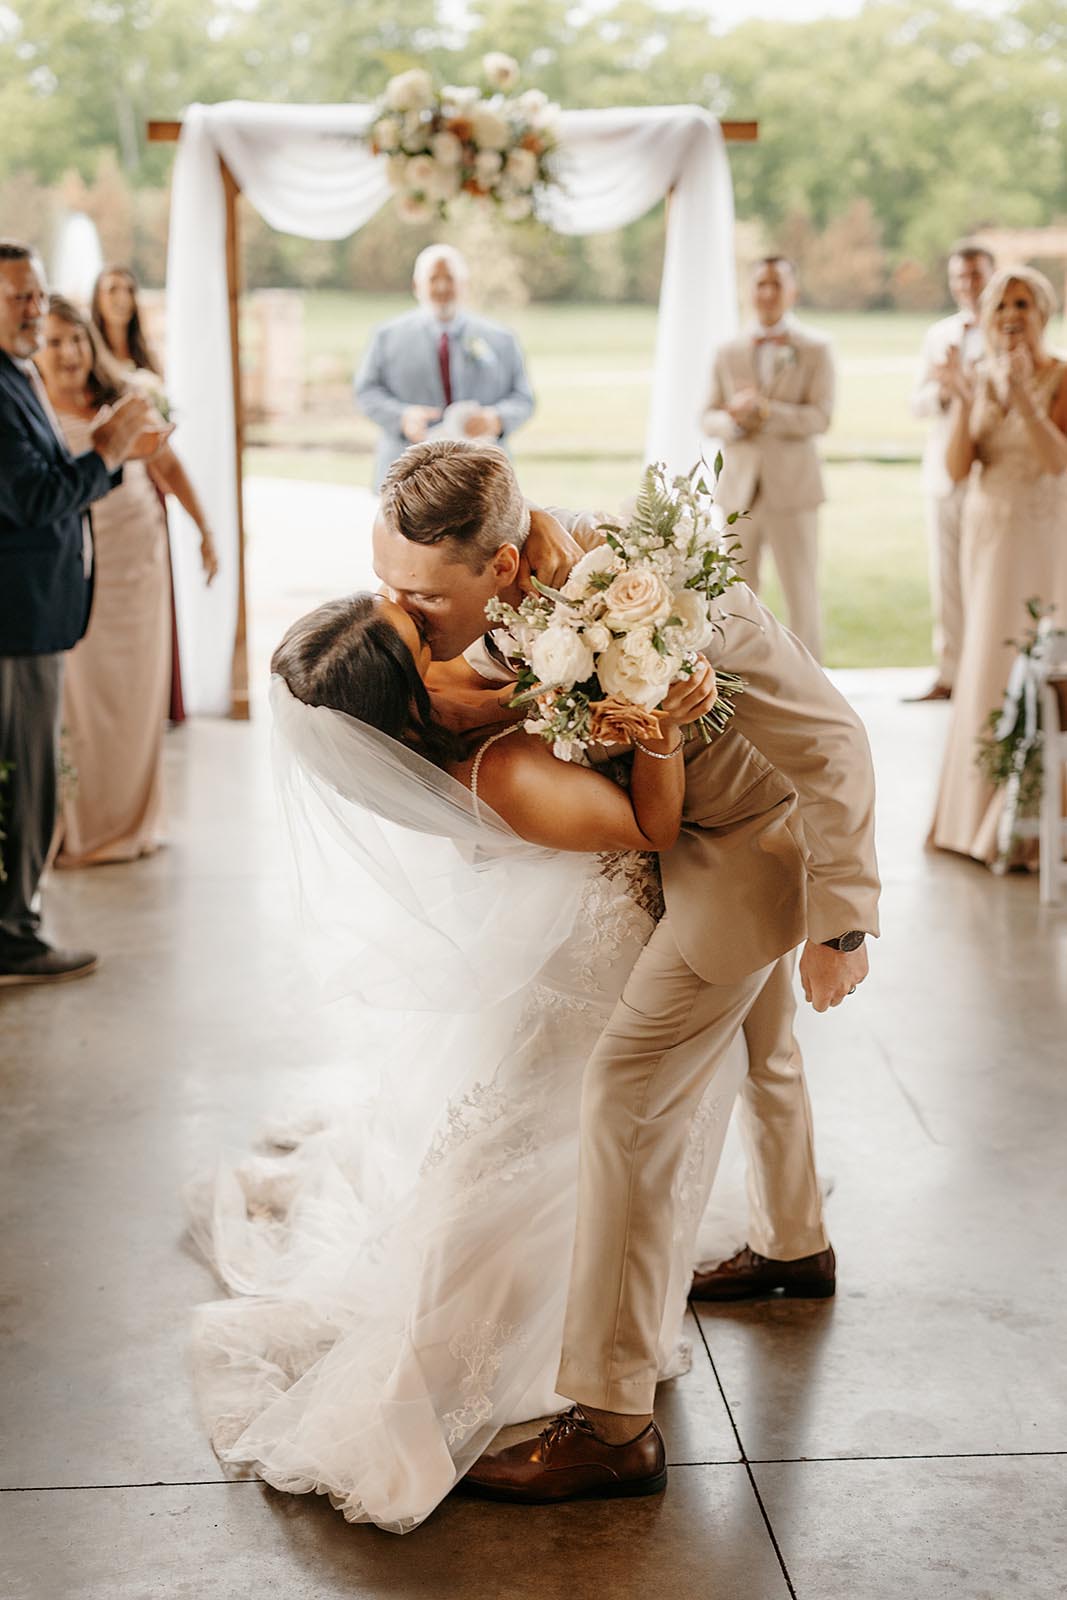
[165, 101, 736, 715]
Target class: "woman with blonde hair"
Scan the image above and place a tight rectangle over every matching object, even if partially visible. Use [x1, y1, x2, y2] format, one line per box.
[35, 296, 215, 866]
[931, 264, 1067, 864]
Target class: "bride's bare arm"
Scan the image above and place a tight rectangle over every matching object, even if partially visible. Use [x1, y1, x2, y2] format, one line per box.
[469, 661, 717, 853]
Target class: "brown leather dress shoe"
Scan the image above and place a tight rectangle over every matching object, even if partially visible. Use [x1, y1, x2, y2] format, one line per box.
[459, 1407, 667, 1504]
[902, 681, 952, 703]
[691, 1243, 836, 1301]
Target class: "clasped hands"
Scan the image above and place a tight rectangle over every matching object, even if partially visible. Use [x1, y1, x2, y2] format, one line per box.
[726, 387, 768, 434]
[91, 393, 174, 472]
[401, 403, 502, 444]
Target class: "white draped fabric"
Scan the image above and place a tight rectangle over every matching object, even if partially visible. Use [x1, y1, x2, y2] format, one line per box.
[164, 101, 736, 712]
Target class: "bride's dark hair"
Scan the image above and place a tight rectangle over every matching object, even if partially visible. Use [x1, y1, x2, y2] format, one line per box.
[271, 594, 463, 769]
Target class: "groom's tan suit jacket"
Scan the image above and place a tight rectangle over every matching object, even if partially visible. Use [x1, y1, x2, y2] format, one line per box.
[469, 543, 879, 980]
[702, 322, 833, 513]
[664, 581, 879, 983]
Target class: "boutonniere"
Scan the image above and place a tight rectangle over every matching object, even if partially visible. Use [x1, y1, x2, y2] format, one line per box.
[771, 343, 797, 373]
[465, 335, 495, 365]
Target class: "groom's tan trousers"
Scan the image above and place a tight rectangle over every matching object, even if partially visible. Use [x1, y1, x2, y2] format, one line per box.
[556, 922, 827, 1417]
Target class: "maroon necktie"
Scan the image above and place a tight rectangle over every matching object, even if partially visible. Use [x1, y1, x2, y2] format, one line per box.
[438, 330, 453, 407]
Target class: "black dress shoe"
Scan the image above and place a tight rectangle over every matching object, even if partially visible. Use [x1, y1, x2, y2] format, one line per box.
[691, 1243, 836, 1301]
[459, 1407, 667, 1504]
[0, 947, 98, 987]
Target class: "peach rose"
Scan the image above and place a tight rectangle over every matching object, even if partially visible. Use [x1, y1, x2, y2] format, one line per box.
[602, 568, 672, 630]
[589, 696, 664, 746]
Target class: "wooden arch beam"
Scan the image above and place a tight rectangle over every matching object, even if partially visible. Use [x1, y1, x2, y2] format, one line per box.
[147, 114, 758, 717]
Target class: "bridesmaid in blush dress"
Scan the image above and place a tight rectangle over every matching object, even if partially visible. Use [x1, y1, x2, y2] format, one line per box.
[931, 266, 1067, 865]
[35, 297, 216, 867]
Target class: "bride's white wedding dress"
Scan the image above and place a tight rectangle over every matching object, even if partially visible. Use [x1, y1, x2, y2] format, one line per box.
[186, 692, 745, 1534]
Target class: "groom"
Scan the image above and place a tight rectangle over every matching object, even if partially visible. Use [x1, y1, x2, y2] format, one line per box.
[372, 439, 879, 1503]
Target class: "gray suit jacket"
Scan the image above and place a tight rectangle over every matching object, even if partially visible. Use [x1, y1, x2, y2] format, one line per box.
[354, 310, 535, 489]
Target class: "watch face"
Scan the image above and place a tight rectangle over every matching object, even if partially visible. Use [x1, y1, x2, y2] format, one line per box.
[838, 930, 865, 953]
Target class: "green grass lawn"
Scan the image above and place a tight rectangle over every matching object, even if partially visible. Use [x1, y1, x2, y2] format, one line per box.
[247, 296, 940, 666]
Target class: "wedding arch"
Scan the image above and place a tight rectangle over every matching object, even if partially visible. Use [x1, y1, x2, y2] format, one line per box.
[152, 102, 751, 716]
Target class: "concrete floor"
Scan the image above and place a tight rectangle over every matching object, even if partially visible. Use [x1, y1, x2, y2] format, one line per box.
[3, 487, 1067, 1598]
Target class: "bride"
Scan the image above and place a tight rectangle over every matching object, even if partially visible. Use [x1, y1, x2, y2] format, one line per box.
[186, 591, 742, 1533]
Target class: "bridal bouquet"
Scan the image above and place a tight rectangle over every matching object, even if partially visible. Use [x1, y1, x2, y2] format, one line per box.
[366, 57, 560, 225]
[486, 461, 747, 763]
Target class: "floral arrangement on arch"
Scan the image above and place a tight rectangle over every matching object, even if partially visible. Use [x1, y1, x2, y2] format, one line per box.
[367, 55, 561, 226]
[486, 460, 748, 764]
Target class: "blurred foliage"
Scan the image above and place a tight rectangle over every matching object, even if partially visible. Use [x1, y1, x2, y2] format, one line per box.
[2, 0, 1066, 305]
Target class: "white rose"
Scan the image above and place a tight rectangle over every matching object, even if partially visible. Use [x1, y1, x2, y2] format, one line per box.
[385, 68, 435, 113]
[474, 148, 503, 181]
[584, 622, 612, 653]
[483, 51, 520, 91]
[374, 117, 400, 151]
[530, 624, 595, 688]
[425, 163, 462, 201]
[442, 84, 480, 108]
[518, 88, 548, 117]
[602, 568, 672, 631]
[667, 588, 715, 653]
[396, 192, 435, 226]
[502, 193, 533, 222]
[505, 147, 538, 186]
[562, 543, 622, 599]
[597, 635, 674, 709]
[431, 130, 464, 166]
[403, 153, 437, 192]
[471, 103, 511, 150]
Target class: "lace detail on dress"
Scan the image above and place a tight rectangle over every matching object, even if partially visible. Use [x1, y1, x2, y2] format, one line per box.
[441, 1319, 525, 1446]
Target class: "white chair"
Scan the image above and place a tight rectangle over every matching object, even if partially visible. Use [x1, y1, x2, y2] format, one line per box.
[1039, 674, 1067, 905]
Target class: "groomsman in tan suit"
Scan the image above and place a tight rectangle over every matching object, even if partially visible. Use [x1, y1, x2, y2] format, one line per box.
[702, 256, 835, 660]
[371, 442, 879, 1506]
[907, 242, 994, 702]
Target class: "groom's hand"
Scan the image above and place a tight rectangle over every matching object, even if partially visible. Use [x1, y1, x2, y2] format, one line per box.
[520, 507, 583, 594]
[799, 940, 869, 1012]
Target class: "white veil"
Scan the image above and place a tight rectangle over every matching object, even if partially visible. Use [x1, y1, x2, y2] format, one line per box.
[269, 677, 590, 1012]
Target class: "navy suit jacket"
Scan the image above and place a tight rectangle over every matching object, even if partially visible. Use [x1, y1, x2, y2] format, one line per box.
[0, 351, 121, 656]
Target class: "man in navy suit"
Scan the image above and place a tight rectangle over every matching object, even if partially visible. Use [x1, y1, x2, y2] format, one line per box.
[0, 241, 152, 986]
[355, 244, 534, 489]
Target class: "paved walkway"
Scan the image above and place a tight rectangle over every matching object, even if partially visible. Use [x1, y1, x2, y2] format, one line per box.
[2, 495, 1066, 1598]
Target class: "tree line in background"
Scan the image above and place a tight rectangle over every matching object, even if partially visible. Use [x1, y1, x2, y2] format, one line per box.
[2, 0, 1066, 308]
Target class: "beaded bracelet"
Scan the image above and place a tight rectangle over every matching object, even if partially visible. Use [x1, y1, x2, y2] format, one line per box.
[634, 736, 683, 760]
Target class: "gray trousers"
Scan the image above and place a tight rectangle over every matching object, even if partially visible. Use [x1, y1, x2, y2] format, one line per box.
[0, 654, 63, 959]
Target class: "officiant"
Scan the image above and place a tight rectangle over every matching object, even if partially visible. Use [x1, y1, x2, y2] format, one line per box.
[354, 244, 535, 490]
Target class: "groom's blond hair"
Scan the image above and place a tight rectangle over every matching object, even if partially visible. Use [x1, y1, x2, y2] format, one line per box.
[379, 440, 531, 571]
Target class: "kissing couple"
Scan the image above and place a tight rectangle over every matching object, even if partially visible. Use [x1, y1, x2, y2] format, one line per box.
[187, 439, 879, 1533]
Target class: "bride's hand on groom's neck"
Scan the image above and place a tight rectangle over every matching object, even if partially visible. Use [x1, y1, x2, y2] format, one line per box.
[426, 679, 520, 734]
[521, 508, 583, 593]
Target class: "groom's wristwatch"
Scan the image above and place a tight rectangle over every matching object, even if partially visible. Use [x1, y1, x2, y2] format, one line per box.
[822, 931, 866, 953]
